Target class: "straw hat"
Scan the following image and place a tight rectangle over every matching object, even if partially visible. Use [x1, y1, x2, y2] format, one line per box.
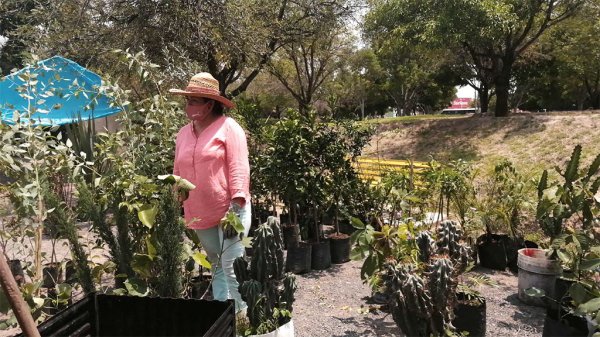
[169, 72, 235, 109]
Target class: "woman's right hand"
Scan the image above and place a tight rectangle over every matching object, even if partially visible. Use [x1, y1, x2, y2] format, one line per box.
[174, 186, 189, 203]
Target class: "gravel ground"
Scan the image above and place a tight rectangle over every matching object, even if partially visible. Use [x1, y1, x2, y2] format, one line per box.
[1, 222, 546, 337]
[292, 260, 545, 337]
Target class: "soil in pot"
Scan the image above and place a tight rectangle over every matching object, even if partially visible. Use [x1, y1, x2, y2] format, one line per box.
[9, 259, 25, 286]
[543, 306, 589, 337]
[285, 241, 312, 274]
[311, 239, 331, 270]
[329, 233, 350, 264]
[453, 292, 486, 337]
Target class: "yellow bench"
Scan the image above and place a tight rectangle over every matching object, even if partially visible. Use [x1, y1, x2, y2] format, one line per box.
[353, 157, 428, 183]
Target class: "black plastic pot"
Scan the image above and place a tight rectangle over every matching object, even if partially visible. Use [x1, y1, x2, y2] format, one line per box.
[330, 234, 350, 264]
[477, 234, 537, 271]
[281, 224, 300, 250]
[338, 220, 357, 235]
[42, 263, 61, 288]
[311, 239, 331, 270]
[453, 292, 486, 337]
[507, 239, 538, 273]
[9, 259, 24, 286]
[477, 234, 509, 270]
[285, 241, 312, 274]
[65, 260, 78, 284]
[542, 306, 588, 337]
[25, 293, 235, 337]
[553, 277, 575, 302]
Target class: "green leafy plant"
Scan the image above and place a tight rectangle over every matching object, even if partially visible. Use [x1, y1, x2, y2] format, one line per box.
[537, 145, 600, 241]
[233, 217, 297, 335]
[532, 145, 600, 333]
[476, 160, 534, 238]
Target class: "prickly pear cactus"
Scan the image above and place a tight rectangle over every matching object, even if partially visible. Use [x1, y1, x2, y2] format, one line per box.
[234, 216, 297, 334]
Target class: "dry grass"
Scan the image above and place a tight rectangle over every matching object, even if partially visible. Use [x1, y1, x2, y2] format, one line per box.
[362, 111, 600, 176]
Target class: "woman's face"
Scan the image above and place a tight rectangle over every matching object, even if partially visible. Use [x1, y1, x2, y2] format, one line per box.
[185, 97, 214, 122]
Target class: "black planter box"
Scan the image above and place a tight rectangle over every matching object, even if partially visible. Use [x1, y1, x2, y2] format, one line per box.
[25, 293, 235, 337]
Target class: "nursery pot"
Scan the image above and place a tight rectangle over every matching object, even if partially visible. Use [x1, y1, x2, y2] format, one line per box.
[507, 239, 538, 273]
[24, 293, 236, 337]
[517, 248, 562, 307]
[65, 260, 78, 284]
[42, 263, 61, 288]
[285, 241, 312, 274]
[310, 239, 331, 271]
[453, 292, 486, 337]
[338, 220, 356, 235]
[281, 224, 300, 250]
[542, 305, 589, 337]
[476, 234, 510, 270]
[9, 259, 25, 286]
[329, 234, 350, 264]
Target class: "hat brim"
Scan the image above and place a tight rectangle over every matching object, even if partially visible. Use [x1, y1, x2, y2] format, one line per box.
[168, 89, 236, 109]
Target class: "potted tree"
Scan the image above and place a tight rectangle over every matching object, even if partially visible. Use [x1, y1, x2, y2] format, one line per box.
[475, 160, 537, 271]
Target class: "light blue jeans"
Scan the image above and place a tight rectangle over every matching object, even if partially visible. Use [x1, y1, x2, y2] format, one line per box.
[195, 202, 251, 312]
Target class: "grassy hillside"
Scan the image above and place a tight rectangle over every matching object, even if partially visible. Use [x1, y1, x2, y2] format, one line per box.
[361, 112, 600, 176]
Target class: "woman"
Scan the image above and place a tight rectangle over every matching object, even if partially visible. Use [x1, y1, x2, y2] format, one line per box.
[170, 72, 251, 312]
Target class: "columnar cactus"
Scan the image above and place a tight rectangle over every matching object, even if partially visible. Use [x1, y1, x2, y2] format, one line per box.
[382, 220, 471, 336]
[234, 216, 297, 334]
[416, 231, 434, 263]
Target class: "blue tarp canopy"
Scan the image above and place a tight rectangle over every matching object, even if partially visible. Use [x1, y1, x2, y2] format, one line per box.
[0, 56, 121, 126]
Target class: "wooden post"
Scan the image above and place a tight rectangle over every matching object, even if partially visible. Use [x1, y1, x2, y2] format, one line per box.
[0, 253, 40, 337]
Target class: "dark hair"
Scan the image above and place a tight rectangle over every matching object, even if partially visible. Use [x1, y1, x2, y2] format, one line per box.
[211, 100, 224, 116]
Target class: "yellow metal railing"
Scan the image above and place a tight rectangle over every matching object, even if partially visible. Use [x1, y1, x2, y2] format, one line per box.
[353, 157, 429, 183]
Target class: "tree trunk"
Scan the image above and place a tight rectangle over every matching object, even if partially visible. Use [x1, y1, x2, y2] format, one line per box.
[494, 57, 514, 117]
[479, 88, 490, 113]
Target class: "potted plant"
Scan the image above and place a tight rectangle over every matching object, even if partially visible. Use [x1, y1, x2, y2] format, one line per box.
[530, 145, 600, 333]
[475, 160, 537, 271]
[381, 220, 481, 336]
[234, 216, 297, 336]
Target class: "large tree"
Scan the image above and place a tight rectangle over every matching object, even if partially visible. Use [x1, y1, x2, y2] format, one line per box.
[0, 0, 47, 75]
[364, 11, 458, 115]
[25, 0, 352, 98]
[366, 0, 584, 116]
[269, 25, 352, 114]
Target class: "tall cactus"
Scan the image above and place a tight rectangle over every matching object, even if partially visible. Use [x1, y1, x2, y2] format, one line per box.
[416, 231, 434, 263]
[234, 216, 297, 335]
[383, 221, 470, 336]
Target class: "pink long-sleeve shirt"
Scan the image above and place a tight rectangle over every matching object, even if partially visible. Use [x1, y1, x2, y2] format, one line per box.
[173, 116, 250, 229]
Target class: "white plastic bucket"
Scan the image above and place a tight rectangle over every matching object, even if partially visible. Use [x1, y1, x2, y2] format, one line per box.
[517, 248, 562, 307]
